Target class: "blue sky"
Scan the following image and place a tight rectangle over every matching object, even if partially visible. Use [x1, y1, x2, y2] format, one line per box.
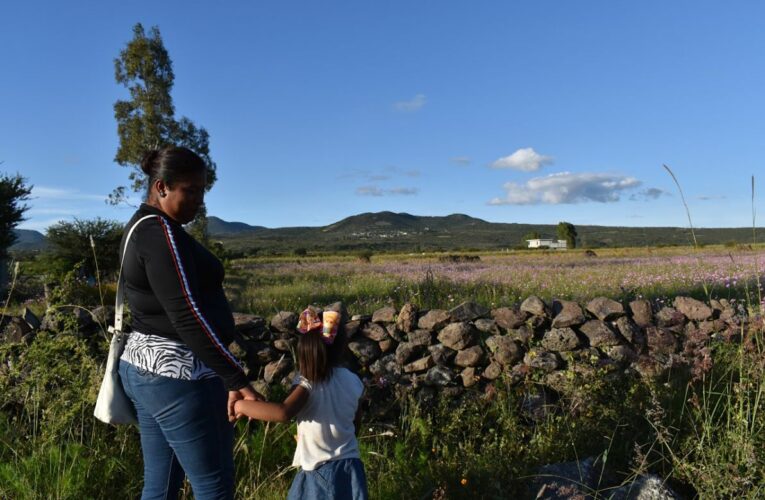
[2, 1, 763, 231]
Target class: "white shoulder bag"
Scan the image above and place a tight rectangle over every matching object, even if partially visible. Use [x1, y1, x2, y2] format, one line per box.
[94, 215, 156, 425]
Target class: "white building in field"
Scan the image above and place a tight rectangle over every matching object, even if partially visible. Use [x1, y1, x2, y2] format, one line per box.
[526, 238, 567, 249]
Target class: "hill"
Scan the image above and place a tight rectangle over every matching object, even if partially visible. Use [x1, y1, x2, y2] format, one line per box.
[210, 212, 764, 255]
[9, 229, 47, 252]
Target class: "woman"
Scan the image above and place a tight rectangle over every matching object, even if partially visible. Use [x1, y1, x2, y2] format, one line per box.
[118, 146, 258, 499]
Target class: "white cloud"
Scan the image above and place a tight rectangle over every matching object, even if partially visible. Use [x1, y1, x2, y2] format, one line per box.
[450, 156, 472, 166]
[629, 187, 669, 201]
[356, 186, 384, 197]
[489, 171, 642, 205]
[393, 94, 427, 112]
[32, 186, 105, 202]
[491, 147, 553, 171]
[356, 185, 419, 197]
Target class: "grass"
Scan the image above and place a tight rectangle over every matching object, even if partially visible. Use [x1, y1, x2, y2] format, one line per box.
[1, 234, 765, 497]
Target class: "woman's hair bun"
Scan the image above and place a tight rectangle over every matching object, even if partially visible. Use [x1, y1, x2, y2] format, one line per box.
[140, 149, 160, 176]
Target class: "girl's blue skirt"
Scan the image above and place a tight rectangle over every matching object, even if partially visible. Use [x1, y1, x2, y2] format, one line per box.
[287, 458, 368, 500]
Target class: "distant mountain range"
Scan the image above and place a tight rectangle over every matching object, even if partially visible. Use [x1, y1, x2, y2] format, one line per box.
[11, 212, 763, 254]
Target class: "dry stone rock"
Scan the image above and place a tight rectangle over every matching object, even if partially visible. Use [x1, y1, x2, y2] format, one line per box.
[673, 296, 713, 321]
[507, 325, 534, 344]
[369, 354, 401, 380]
[524, 348, 561, 372]
[351, 314, 371, 322]
[586, 297, 625, 321]
[344, 320, 361, 339]
[271, 311, 298, 333]
[473, 318, 500, 336]
[656, 307, 686, 328]
[425, 365, 454, 386]
[437, 322, 476, 350]
[395, 303, 418, 332]
[529, 456, 597, 499]
[264, 357, 292, 384]
[521, 295, 549, 317]
[551, 300, 586, 328]
[348, 338, 381, 365]
[541, 327, 581, 351]
[372, 306, 397, 323]
[460, 367, 480, 387]
[404, 355, 434, 373]
[385, 324, 406, 342]
[629, 299, 654, 327]
[615, 316, 645, 348]
[604, 345, 638, 363]
[417, 309, 451, 331]
[428, 344, 456, 366]
[454, 345, 486, 367]
[491, 307, 528, 330]
[482, 361, 502, 380]
[273, 338, 296, 352]
[2, 317, 30, 343]
[449, 301, 489, 322]
[608, 473, 680, 500]
[378, 338, 396, 353]
[361, 322, 389, 341]
[407, 329, 433, 347]
[486, 335, 523, 366]
[645, 326, 679, 356]
[579, 320, 622, 347]
[253, 343, 279, 364]
[395, 342, 425, 365]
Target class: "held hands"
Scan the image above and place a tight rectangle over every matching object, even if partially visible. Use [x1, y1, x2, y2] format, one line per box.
[227, 385, 263, 423]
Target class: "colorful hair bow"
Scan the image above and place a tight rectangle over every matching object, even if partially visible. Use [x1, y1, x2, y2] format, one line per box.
[296, 308, 339, 345]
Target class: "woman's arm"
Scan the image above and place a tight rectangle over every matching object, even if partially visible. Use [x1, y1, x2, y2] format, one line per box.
[234, 385, 310, 422]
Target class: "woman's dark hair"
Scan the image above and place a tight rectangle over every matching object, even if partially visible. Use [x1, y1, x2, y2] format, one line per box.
[297, 320, 347, 384]
[141, 146, 206, 198]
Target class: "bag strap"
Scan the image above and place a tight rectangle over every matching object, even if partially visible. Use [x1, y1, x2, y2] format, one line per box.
[112, 215, 158, 334]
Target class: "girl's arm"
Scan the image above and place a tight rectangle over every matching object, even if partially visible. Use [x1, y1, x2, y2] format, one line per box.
[234, 384, 310, 422]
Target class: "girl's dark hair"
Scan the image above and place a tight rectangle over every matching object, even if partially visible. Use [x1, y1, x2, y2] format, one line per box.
[297, 321, 347, 384]
[141, 146, 206, 197]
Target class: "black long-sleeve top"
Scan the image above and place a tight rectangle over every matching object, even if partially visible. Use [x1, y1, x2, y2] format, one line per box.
[120, 203, 248, 390]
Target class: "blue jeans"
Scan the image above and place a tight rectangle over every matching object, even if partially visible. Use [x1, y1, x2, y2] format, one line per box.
[287, 458, 369, 500]
[119, 361, 234, 500]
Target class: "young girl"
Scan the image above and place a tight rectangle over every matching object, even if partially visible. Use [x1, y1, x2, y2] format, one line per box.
[234, 307, 368, 500]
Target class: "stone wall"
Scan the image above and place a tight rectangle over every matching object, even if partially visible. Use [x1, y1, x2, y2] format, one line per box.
[229, 295, 751, 398]
[1, 295, 751, 402]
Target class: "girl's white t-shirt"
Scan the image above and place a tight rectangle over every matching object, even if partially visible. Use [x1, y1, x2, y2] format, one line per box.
[291, 367, 364, 471]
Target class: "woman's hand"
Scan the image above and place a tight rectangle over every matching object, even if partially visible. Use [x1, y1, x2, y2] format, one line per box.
[227, 385, 264, 422]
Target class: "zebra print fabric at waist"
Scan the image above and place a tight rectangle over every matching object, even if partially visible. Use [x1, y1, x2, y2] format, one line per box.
[120, 331, 218, 381]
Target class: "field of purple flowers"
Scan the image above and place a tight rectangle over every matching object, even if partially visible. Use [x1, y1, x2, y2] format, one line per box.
[226, 245, 765, 316]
